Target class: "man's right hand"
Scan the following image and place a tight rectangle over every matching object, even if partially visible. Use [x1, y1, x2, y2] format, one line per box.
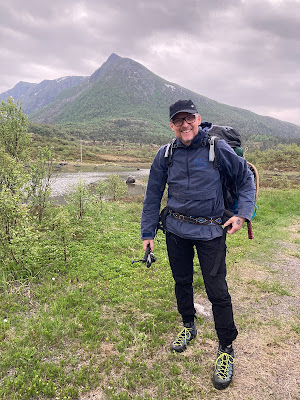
[143, 239, 154, 251]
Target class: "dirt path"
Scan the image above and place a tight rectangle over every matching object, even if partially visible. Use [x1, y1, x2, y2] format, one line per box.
[212, 226, 300, 400]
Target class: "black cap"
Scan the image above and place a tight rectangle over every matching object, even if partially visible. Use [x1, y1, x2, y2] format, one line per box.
[169, 99, 198, 120]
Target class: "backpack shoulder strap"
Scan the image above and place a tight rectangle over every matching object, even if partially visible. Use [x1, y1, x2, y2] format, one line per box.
[160, 138, 177, 191]
[164, 137, 177, 166]
[208, 135, 220, 169]
[208, 136, 217, 162]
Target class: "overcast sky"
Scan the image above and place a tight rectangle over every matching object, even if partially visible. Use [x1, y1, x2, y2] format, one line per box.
[1, 0, 300, 125]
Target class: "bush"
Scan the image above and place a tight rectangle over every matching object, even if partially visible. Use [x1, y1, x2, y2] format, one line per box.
[106, 174, 128, 201]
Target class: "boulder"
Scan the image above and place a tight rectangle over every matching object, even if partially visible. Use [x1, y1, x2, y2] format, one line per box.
[126, 176, 136, 184]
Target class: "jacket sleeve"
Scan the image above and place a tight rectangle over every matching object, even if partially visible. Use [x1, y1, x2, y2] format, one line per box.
[217, 140, 256, 221]
[140, 146, 168, 240]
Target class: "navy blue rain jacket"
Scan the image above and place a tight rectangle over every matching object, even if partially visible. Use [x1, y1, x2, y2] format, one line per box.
[141, 129, 255, 241]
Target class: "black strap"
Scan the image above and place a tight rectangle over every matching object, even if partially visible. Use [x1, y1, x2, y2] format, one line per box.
[169, 210, 223, 226]
[156, 206, 170, 234]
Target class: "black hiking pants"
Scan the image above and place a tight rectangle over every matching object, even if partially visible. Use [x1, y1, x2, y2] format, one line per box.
[166, 231, 238, 347]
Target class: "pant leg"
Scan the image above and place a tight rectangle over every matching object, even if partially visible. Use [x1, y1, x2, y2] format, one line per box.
[194, 237, 238, 347]
[166, 232, 196, 322]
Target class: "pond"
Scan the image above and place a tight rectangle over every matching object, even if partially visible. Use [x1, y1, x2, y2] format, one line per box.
[50, 167, 150, 204]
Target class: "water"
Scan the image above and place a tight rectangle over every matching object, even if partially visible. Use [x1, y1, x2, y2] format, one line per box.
[50, 168, 150, 204]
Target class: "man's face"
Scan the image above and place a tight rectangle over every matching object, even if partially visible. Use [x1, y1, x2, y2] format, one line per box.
[169, 112, 201, 146]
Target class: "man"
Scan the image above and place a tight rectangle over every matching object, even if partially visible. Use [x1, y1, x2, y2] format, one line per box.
[140, 99, 255, 390]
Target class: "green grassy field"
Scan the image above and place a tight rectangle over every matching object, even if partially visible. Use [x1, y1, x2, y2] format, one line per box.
[0, 188, 299, 400]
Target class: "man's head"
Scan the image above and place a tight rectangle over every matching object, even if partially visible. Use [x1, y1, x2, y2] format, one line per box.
[169, 100, 201, 146]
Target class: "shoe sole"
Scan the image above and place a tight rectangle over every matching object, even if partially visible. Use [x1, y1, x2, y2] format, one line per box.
[212, 379, 233, 390]
[171, 344, 187, 353]
[212, 372, 233, 390]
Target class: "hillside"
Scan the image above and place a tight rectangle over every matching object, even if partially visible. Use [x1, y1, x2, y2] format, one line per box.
[0, 76, 87, 115]
[2, 53, 300, 144]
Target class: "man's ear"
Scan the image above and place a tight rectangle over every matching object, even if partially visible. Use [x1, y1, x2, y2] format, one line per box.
[197, 114, 201, 125]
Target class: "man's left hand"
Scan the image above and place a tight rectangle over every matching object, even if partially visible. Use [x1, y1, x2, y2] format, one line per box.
[224, 216, 246, 234]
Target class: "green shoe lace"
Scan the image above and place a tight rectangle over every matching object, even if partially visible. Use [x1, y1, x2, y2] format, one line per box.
[213, 347, 234, 389]
[215, 352, 234, 380]
[171, 325, 197, 353]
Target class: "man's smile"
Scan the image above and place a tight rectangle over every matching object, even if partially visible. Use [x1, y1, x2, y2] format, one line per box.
[169, 111, 201, 146]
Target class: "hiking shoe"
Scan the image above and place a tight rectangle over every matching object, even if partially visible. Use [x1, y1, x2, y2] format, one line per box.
[212, 344, 234, 390]
[171, 322, 197, 353]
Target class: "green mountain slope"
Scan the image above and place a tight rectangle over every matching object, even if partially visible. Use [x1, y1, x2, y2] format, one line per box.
[9, 53, 300, 143]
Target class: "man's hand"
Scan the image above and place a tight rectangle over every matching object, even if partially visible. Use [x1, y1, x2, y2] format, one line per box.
[224, 216, 246, 234]
[143, 239, 154, 251]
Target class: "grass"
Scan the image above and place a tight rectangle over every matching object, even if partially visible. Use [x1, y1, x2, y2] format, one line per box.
[0, 188, 299, 399]
[246, 279, 291, 296]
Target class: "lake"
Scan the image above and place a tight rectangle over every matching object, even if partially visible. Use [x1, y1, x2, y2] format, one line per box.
[50, 167, 150, 204]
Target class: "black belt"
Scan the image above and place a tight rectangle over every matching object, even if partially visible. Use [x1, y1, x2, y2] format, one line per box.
[169, 210, 223, 226]
[169, 209, 231, 277]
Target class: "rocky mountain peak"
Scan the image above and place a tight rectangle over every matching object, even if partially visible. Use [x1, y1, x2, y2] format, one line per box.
[89, 53, 123, 83]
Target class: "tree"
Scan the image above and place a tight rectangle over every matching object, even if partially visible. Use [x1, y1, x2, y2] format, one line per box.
[0, 185, 29, 266]
[0, 98, 30, 161]
[106, 174, 127, 201]
[0, 100, 31, 267]
[66, 179, 91, 219]
[93, 180, 108, 211]
[0, 148, 29, 194]
[26, 146, 55, 223]
[52, 209, 74, 264]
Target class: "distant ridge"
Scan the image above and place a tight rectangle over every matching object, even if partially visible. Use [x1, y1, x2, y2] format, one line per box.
[0, 76, 87, 115]
[1, 53, 300, 144]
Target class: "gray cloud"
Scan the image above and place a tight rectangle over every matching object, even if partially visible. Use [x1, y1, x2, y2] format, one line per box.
[0, 0, 299, 125]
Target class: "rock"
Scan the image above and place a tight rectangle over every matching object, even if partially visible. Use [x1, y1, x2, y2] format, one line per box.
[126, 176, 136, 184]
[194, 303, 211, 318]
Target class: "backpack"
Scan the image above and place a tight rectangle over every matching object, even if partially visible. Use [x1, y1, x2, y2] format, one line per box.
[159, 123, 259, 239]
[202, 122, 244, 157]
[205, 124, 259, 208]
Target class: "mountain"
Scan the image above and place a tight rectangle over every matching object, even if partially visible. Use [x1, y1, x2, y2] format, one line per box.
[0, 81, 36, 101]
[2, 53, 300, 144]
[0, 76, 87, 115]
